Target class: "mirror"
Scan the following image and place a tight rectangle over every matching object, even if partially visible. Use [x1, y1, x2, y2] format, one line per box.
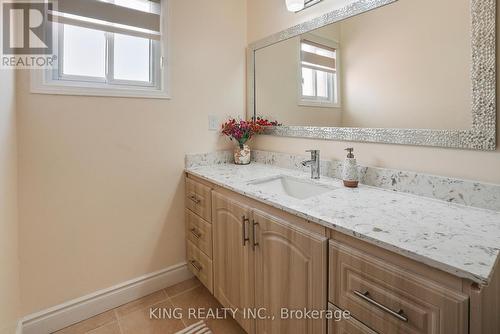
[248, 0, 496, 150]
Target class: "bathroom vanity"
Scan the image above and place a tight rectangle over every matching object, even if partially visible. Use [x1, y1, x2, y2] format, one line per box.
[183, 0, 499, 331]
[183, 154, 500, 334]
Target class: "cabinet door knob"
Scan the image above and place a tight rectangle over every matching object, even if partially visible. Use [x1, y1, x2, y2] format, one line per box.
[252, 220, 259, 249]
[189, 195, 201, 204]
[242, 215, 250, 246]
[190, 260, 202, 272]
[190, 228, 202, 239]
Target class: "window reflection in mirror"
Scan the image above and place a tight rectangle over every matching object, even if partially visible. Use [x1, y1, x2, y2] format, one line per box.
[300, 38, 339, 107]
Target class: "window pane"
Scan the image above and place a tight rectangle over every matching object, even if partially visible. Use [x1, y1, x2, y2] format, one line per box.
[316, 48, 335, 59]
[316, 70, 329, 98]
[301, 43, 315, 53]
[332, 72, 338, 103]
[301, 42, 335, 59]
[113, 33, 151, 82]
[114, 0, 152, 12]
[302, 67, 314, 97]
[63, 25, 106, 78]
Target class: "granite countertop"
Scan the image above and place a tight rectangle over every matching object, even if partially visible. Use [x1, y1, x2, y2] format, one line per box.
[186, 162, 500, 285]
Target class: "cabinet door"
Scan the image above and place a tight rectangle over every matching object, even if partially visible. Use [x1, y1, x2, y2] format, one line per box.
[329, 240, 469, 334]
[253, 209, 327, 334]
[185, 209, 212, 258]
[186, 177, 212, 222]
[212, 192, 255, 334]
[186, 240, 213, 293]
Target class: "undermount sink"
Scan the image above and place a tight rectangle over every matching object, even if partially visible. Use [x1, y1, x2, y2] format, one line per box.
[249, 176, 336, 200]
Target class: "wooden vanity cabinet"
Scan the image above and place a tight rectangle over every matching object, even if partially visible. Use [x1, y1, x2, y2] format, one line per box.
[186, 177, 212, 221]
[253, 209, 327, 334]
[185, 173, 500, 334]
[212, 191, 255, 333]
[186, 240, 213, 292]
[212, 190, 327, 334]
[186, 209, 212, 257]
[328, 233, 469, 334]
[185, 177, 214, 293]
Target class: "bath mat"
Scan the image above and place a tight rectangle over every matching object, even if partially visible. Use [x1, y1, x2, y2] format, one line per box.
[175, 320, 212, 334]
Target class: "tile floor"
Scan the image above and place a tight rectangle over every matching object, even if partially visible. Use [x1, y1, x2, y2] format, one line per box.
[53, 278, 246, 334]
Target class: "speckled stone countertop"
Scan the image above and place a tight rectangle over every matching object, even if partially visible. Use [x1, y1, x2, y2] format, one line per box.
[186, 162, 500, 285]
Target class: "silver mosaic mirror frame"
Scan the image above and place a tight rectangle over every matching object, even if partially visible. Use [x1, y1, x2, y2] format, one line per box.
[247, 0, 496, 150]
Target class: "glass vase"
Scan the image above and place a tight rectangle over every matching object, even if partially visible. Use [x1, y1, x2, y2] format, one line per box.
[234, 144, 251, 165]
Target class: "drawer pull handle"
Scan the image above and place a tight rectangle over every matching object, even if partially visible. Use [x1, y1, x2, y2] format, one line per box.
[190, 260, 202, 272]
[252, 220, 259, 249]
[353, 290, 408, 323]
[242, 216, 250, 246]
[190, 228, 202, 239]
[189, 195, 201, 204]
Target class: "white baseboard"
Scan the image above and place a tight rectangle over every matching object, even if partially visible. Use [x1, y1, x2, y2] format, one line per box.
[21, 263, 192, 334]
[16, 320, 23, 334]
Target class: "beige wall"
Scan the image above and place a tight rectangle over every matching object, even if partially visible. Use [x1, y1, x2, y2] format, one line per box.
[0, 69, 21, 332]
[17, 0, 246, 314]
[340, 0, 471, 129]
[248, 0, 356, 43]
[248, 0, 500, 184]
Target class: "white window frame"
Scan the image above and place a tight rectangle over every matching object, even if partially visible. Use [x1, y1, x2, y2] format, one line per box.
[297, 34, 340, 108]
[31, 1, 170, 99]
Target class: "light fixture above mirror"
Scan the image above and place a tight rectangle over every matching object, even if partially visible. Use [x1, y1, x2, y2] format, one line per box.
[285, 0, 323, 12]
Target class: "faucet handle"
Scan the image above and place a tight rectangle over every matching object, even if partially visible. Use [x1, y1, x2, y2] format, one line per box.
[345, 147, 354, 158]
[305, 149, 319, 159]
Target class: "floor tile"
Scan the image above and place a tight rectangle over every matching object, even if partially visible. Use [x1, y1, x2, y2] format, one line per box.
[53, 310, 116, 334]
[164, 277, 201, 298]
[118, 299, 185, 334]
[169, 285, 222, 326]
[170, 284, 245, 332]
[52, 280, 246, 334]
[86, 322, 122, 334]
[115, 290, 168, 318]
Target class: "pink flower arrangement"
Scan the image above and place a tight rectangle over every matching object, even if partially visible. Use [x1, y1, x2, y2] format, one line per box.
[221, 117, 280, 148]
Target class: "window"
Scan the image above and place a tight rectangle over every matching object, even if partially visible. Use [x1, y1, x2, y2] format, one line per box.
[299, 38, 339, 107]
[32, 0, 168, 98]
[58, 25, 159, 86]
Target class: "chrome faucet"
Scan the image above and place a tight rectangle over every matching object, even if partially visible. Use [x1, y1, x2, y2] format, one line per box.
[301, 150, 320, 179]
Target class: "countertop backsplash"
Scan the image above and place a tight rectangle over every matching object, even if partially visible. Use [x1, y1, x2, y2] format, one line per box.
[185, 149, 500, 212]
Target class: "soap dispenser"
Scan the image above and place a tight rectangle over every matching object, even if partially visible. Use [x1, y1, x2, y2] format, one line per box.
[342, 148, 359, 188]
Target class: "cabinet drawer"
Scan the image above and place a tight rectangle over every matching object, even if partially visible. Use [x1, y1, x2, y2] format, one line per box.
[187, 240, 213, 293]
[328, 304, 377, 334]
[186, 209, 212, 258]
[329, 241, 468, 334]
[186, 177, 212, 222]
